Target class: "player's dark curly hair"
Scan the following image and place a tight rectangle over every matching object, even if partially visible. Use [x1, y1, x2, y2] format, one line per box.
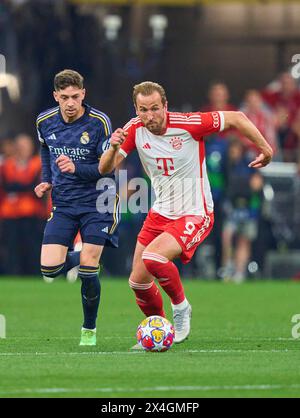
[54, 69, 84, 91]
[133, 81, 167, 106]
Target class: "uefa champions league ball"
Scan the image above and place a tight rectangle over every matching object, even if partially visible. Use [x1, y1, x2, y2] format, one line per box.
[136, 315, 175, 352]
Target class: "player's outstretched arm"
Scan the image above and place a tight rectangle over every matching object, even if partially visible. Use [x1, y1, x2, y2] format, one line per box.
[99, 128, 127, 174]
[222, 111, 273, 168]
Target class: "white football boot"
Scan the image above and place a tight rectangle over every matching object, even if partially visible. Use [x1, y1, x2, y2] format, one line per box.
[66, 266, 79, 283]
[172, 301, 192, 343]
[130, 343, 143, 351]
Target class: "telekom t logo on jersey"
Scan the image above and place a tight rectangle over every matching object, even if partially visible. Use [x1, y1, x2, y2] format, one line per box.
[156, 158, 174, 176]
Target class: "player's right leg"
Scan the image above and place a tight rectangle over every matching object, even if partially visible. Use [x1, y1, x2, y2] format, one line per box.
[40, 244, 69, 283]
[129, 241, 165, 350]
[129, 241, 165, 318]
[142, 232, 191, 344]
[40, 207, 80, 282]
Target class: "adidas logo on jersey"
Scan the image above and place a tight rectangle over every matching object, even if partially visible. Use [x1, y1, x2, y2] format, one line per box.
[180, 236, 187, 244]
[142, 143, 151, 149]
[101, 226, 109, 233]
[47, 133, 56, 141]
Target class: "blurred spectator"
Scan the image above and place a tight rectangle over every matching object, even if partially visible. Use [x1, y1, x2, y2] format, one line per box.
[262, 72, 300, 122]
[262, 72, 300, 161]
[282, 108, 300, 163]
[201, 81, 239, 139]
[199, 82, 238, 277]
[0, 136, 15, 164]
[203, 134, 229, 278]
[240, 89, 279, 158]
[0, 0, 18, 73]
[0, 134, 46, 275]
[202, 81, 237, 112]
[0, 135, 16, 274]
[221, 140, 264, 283]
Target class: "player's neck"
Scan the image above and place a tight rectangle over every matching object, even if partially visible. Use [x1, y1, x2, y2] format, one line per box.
[159, 115, 168, 134]
[153, 115, 168, 135]
[61, 106, 85, 123]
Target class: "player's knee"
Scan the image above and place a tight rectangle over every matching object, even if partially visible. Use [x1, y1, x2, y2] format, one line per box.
[41, 263, 65, 279]
[128, 276, 153, 291]
[142, 251, 168, 273]
[128, 274, 138, 289]
[80, 252, 100, 267]
[142, 258, 153, 273]
[128, 269, 153, 289]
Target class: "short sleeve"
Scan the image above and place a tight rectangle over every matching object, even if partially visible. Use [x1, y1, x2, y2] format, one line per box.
[169, 111, 225, 141]
[96, 114, 113, 157]
[36, 123, 45, 145]
[119, 121, 137, 158]
[197, 111, 224, 138]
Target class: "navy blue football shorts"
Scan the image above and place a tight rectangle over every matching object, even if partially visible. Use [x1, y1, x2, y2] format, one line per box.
[42, 205, 119, 248]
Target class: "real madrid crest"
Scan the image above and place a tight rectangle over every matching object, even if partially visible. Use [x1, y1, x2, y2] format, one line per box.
[80, 131, 90, 145]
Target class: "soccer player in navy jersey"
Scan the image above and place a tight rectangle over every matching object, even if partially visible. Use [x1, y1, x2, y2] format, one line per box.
[34, 69, 120, 346]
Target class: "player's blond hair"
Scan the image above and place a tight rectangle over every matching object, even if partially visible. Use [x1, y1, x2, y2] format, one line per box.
[133, 81, 167, 106]
[54, 69, 84, 91]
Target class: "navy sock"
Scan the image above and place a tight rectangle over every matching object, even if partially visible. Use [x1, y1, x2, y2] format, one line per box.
[63, 251, 80, 274]
[79, 266, 100, 329]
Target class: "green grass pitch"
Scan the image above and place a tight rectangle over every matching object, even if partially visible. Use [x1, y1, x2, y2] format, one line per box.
[0, 277, 300, 398]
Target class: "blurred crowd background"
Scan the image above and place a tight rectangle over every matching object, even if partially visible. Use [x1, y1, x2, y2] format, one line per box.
[1, 0, 300, 280]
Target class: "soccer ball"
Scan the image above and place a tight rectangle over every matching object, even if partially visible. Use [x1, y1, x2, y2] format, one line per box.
[136, 315, 175, 352]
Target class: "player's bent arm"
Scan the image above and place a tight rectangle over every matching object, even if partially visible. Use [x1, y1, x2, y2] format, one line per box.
[99, 128, 128, 174]
[222, 111, 273, 168]
[99, 148, 125, 174]
[75, 162, 102, 180]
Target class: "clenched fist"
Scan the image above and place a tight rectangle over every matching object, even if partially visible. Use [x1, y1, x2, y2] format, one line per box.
[110, 128, 128, 150]
[34, 182, 52, 198]
[56, 154, 75, 174]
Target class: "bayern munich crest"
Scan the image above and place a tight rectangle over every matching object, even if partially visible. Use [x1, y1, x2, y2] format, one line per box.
[170, 136, 183, 150]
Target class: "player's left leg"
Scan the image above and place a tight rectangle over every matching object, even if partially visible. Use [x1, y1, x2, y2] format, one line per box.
[78, 243, 104, 346]
[41, 207, 81, 282]
[233, 220, 257, 283]
[129, 240, 165, 318]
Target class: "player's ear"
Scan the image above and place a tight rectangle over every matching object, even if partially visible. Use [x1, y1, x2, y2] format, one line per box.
[53, 91, 59, 103]
[82, 88, 86, 100]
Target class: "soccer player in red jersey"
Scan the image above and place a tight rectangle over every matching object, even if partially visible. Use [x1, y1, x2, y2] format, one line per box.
[99, 81, 273, 345]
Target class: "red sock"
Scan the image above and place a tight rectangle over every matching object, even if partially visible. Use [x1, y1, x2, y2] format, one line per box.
[129, 279, 165, 317]
[142, 252, 185, 305]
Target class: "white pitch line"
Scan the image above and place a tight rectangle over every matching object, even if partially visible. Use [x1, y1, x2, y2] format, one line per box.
[1, 384, 300, 395]
[0, 348, 294, 357]
[5, 336, 133, 340]
[2, 336, 295, 342]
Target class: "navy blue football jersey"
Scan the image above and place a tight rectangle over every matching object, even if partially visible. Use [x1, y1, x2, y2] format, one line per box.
[36, 104, 113, 207]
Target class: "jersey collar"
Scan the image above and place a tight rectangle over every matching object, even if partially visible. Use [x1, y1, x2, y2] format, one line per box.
[59, 103, 90, 125]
